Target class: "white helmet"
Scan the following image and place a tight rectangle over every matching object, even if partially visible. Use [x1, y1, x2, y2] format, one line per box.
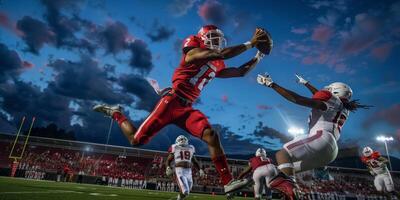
[362, 146, 373, 157]
[255, 148, 267, 158]
[175, 135, 188, 146]
[324, 82, 353, 100]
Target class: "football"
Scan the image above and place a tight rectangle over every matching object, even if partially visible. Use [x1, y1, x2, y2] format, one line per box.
[256, 29, 273, 55]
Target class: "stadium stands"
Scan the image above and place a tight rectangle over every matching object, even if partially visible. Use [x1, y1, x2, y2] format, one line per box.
[0, 133, 399, 199]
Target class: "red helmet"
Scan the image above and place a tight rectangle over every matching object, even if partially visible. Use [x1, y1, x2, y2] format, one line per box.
[197, 25, 226, 50]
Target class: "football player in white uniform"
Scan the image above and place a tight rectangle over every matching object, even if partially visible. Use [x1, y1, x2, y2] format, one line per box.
[255, 73, 370, 199]
[165, 135, 205, 200]
[361, 147, 399, 200]
[238, 148, 277, 200]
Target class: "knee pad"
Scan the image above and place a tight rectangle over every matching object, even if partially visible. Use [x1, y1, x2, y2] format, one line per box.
[278, 163, 294, 170]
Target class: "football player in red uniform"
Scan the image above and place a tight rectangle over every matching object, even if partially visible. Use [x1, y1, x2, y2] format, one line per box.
[93, 25, 271, 193]
[361, 147, 400, 200]
[254, 73, 370, 199]
[238, 148, 277, 200]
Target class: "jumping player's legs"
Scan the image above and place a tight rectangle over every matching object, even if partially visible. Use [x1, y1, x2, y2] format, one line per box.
[95, 95, 175, 146]
[174, 108, 233, 186]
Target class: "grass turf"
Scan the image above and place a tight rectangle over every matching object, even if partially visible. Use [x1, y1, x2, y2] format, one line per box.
[0, 177, 250, 200]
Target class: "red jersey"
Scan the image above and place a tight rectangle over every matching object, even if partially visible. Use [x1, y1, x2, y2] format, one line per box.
[249, 156, 272, 171]
[172, 35, 226, 102]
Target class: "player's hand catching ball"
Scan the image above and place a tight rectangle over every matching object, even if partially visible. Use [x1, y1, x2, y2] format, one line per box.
[295, 74, 308, 85]
[199, 169, 205, 178]
[257, 73, 274, 87]
[166, 166, 173, 177]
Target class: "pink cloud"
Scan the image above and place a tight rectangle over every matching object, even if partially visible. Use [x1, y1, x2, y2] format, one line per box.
[311, 25, 334, 44]
[291, 27, 307, 34]
[340, 14, 381, 54]
[302, 56, 315, 65]
[0, 12, 23, 36]
[257, 105, 272, 110]
[197, 0, 226, 25]
[22, 61, 34, 69]
[221, 95, 228, 103]
[370, 43, 393, 61]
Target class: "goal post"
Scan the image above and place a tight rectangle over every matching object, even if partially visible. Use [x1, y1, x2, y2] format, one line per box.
[8, 116, 36, 177]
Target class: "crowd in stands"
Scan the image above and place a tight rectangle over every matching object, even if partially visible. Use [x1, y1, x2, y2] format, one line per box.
[1, 141, 399, 198]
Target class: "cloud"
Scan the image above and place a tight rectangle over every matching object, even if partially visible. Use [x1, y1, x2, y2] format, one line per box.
[16, 16, 56, 54]
[0, 81, 73, 129]
[118, 74, 159, 111]
[253, 121, 291, 144]
[198, 0, 227, 26]
[370, 43, 393, 61]
[291, 27, 308, 34]
[257, 105, 272, 110]
[0, 43, 24, 83]
[340, 13, 382, 55]
[39, 0, 96, 54]
[311, 25, 334, 44]
[47, 56, 133, 105]
[221, 95, 228, 103]
[98, 21, 131, 54]
[146, 20, 175, 42]
[363, 104, 400, 129]
[0, 12, 22, 36]
[128, 40, 154, 74]
[168, 0, 198, 17]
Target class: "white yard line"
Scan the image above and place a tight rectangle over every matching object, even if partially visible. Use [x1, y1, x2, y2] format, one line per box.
[0, 190, 83, 194]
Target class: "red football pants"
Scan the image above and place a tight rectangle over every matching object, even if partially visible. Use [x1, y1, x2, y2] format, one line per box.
[133, 93, 211, 145]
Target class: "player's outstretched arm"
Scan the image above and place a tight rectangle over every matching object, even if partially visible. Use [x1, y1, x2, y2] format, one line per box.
[257, 74, 327, 110]
[238, 165, 252, 179]
[217, 51, 265, 78]
[295, 74, 318, 94]
[185, 28, 268, 64]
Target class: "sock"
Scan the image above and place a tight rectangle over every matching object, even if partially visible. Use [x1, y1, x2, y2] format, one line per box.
[212, 155, 233, 185]
[112, 112, 127, 125]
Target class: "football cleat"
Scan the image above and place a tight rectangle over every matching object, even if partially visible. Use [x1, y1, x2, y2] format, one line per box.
[226, 193, 235, 200]
[224, 179, 249, 194]
[92, 104, 122, 117]
[269, 173, 299, 200]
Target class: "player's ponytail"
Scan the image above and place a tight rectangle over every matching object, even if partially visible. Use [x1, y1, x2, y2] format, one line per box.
[342, 99, 372, 112]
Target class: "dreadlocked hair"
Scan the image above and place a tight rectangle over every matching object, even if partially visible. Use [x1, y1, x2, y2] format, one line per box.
[342, 99, 373, 112]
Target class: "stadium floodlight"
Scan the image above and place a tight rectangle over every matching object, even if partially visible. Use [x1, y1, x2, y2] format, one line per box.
[288, 127, 305, 137]
[376, 135, 394, 171]
[85, 146, 91, 152]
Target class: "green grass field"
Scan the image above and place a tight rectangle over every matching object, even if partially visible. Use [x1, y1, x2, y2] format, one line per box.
[0, 177, 249, 200]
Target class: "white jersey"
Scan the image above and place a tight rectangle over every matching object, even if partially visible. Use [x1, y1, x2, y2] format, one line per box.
[308, 90, 349, 140]
[362, 152, 389, 175]
[169, 144, 195, 164]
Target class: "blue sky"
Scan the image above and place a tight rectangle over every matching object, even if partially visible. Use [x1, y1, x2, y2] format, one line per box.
[0, 0, 399, 157]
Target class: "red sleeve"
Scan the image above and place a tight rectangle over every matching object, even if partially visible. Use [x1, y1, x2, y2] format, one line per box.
[182, 36, 200, 54]
[312, 90, 332, 101]
[372, 151, 381, 159]
[168, 146, 172, 153]
[360, 156, 367, 163]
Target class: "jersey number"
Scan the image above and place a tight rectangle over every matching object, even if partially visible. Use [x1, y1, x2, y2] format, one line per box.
[368, 160, 380, 168]
[179, 150, 191, 160]
[333, 111, 347, 132]
[190, 64, 216, 90]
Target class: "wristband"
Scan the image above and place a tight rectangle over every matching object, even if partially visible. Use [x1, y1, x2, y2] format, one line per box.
[243, 41, 252, 50]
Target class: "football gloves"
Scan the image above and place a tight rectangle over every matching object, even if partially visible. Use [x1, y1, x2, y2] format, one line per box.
[295, 74, 308, 85]
[166, 166, 173, 177]
[257, 73, 274, 87]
